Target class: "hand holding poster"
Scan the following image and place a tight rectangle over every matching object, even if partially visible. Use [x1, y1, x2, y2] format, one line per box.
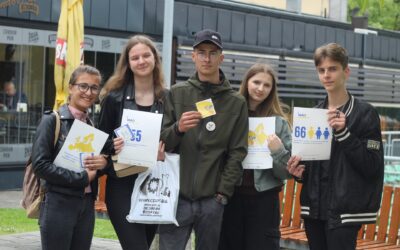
[292, 107, 332, 160]
[242, 117, 275, 169]
[53, 120, 108, 172]
[117, 109, 163, 168]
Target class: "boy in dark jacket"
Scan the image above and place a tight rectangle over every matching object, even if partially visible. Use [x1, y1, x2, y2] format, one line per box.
[287, 43, 384, 250]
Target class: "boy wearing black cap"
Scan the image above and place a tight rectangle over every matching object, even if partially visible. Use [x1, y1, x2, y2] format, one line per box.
[159, 29, 248, 250]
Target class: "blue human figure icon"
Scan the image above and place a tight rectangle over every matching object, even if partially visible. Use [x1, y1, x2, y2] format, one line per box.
[323, 127, 330, 140]
[316, 127, 322, 140]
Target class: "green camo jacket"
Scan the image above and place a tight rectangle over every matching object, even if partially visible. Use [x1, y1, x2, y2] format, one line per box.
[161, 72, 248, 200]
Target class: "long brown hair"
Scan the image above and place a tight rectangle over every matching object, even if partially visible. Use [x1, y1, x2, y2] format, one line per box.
[100, 35, 165, 101]
[239, 63, 288, 119]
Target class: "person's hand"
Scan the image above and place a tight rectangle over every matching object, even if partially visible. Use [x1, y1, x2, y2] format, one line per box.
[287, 155, 305, 179]
[157, 141, 165, 161]
[113, 137, 124, 154]
[84, 155, 107, 170]
[178, 111, 202, 133]
[85, 168, 97, 182]
[267, 134, 283, 153]
[327, 108, 346, 131]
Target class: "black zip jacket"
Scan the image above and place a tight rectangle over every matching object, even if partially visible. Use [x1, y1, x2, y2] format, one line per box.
[299, 94, 384, 229]
[31, 104, 98, 199]
[97, 83, 166, 178]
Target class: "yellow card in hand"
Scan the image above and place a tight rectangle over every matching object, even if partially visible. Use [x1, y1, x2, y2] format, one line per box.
[196, 98, 216, 118]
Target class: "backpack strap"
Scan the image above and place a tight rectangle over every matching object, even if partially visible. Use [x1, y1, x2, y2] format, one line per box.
[52, 111, 61, 146]
[29, 111, 61, 207]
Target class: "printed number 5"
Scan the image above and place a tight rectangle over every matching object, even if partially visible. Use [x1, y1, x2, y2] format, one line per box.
[131, 130, 142, 142]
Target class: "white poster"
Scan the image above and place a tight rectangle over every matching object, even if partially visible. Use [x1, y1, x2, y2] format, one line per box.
[116, 109, 162, 168]
[242, 117, 275, 169]
[292, 107, 332, 160]
[53, 120, 108, 172]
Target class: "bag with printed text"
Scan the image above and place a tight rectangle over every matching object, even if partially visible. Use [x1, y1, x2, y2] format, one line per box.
[127, 153, 180, 226]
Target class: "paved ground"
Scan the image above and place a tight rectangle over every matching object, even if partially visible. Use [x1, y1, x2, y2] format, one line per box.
[0, 189, 124, 250]
[0, 189, 193, 250]
[0, 231, 122, 250]
[1, 190, 22, 208]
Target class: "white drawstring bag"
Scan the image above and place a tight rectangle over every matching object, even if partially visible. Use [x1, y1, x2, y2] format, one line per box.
[127, 153, 180, 226]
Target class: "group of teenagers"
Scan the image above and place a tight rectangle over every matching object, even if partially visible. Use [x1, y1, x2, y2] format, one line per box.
[31, 28, 384, 250]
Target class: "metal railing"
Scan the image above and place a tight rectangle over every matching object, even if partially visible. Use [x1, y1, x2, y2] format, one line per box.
[382, 131, 400, 186]
[176, 47, 400, 104]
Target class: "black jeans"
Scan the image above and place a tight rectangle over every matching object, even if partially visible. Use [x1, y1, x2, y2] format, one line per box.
[39, 192, 95, 250]
[304, 218, 361, 250]
[219, 188, 281, 250]
[106, 175, 157, 250]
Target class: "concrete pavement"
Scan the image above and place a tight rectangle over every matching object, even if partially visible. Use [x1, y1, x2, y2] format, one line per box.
[0, 189, 194, 250]
[0, 189, 123, 249]
[0, 190, 22, 208]
[0, 231, 122, 250]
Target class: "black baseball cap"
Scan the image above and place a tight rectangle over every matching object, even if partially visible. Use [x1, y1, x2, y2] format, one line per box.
[193, 29, 223, 49]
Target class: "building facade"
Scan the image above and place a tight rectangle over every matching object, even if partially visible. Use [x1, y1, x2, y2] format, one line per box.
[229, 0, 346, 22]
[0, 0, 399, 189]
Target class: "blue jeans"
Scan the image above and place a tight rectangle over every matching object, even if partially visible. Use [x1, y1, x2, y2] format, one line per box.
[159, 196, 225, 250]
[39, 192, 95, 250]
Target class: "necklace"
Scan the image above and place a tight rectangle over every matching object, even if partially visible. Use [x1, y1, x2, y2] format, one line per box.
[332, 98, 349, 118]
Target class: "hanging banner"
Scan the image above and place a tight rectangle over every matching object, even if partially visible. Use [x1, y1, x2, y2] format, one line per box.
[54, 0, 84, 110]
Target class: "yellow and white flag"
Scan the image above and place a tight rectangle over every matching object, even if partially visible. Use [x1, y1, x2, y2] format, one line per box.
[54, 0, 84, 110]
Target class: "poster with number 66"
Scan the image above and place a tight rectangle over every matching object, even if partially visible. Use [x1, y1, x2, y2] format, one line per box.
[117, 109, 163, 168]
[292, 107, 332, 161]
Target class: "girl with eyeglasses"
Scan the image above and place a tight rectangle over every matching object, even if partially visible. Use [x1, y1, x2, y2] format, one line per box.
[31, 65, 108, 250]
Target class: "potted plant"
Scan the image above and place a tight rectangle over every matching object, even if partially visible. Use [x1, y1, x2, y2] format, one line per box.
[349, 0, 384, 29]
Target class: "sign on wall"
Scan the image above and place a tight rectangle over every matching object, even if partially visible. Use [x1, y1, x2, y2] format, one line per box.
[0, 0, 40, 16]
[0, 144, 31, 164]
[0, 25, 162, 54]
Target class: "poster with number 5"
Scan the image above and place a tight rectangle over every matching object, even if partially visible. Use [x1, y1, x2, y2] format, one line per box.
[292, 107, 332, 160]
[117, 109, 163, 168]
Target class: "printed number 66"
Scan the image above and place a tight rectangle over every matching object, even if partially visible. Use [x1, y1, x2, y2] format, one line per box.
[294, 126, 306, 138]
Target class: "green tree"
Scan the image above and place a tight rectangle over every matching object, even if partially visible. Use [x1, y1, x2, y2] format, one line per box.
[348, 0, 400, 30]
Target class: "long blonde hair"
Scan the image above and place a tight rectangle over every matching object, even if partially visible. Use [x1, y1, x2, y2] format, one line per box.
[100, 35, 165, 101]
[239, 63, 288, 119]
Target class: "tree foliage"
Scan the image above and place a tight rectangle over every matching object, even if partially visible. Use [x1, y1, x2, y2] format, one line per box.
[348, 0, 400, 31]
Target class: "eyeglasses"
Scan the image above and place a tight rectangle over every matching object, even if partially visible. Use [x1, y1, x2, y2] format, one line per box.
[195, 50, 220, 61]
[72, 83, 100, 94]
